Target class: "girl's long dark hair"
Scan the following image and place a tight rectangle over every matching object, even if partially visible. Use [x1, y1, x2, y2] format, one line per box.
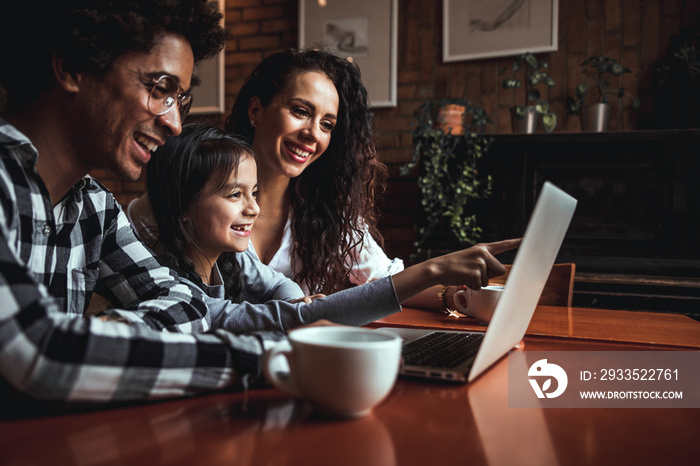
[146, 123, 253, 301]
[224, 48, 387, 294]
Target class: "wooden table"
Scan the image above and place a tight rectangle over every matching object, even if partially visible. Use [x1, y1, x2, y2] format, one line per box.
[370, 304, 700, 348]
[1, 306, 699, 466]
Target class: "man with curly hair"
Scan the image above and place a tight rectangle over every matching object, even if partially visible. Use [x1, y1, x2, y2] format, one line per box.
[0, 0, 299, 408]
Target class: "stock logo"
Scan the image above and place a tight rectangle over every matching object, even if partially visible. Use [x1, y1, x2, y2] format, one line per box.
[528, 359, 568, 399]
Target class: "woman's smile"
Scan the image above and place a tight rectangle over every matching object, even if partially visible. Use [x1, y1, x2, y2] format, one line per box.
[284, 141, 313, 163]
[250, 71, 339, 179]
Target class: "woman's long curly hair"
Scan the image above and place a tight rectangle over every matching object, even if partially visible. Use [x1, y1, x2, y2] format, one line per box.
[224, 48, 388, 295]
[146, 123, 254, 302]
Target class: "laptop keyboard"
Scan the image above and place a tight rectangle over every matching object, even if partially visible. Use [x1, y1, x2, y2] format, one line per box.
[402, 331, 484, 368]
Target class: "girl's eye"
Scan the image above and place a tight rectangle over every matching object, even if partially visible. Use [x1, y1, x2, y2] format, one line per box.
[228, 191, 242, 199]
[321, 120, 335, 132]
[252, 190, 259, 199]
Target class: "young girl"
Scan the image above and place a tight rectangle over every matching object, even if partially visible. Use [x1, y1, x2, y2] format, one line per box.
[129, 123, 519, 333]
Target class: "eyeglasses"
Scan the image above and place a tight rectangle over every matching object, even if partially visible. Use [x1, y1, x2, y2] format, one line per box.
[146, 75, 193, 122]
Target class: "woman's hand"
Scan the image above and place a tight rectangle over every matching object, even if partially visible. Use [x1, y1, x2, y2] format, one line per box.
[428, 238, 521, 289]
[391, 238, 521, 303]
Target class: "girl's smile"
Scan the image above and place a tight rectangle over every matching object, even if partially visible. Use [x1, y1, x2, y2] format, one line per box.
[231, 223, 254, 237]
[188, 155, 260, 266]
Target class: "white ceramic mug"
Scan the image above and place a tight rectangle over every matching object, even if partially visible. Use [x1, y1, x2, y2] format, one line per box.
[454, 285, 504, 324]
[262, 327, 402, 418]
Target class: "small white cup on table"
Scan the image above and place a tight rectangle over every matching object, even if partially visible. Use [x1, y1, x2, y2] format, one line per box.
[262, 326, 402, 418]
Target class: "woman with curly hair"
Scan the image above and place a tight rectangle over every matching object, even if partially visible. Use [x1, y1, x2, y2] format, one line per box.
[224, 48, 395, 296]
[222, 48, 482, 312]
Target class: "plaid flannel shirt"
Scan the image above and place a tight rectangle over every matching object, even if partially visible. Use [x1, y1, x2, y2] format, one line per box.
[0, 119, 285, 404]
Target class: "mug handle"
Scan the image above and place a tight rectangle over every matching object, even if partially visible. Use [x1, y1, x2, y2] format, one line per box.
[453, 289, 472, 316]
[262, 346, 302, 398]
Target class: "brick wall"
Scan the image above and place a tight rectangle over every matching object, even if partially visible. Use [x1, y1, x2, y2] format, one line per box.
[99, 0, 700, 261]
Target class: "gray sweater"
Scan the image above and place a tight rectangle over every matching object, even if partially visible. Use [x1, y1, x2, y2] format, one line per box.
[183, 249, 402, 333]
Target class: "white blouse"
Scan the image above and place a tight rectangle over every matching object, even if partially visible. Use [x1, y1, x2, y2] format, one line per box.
[248, 216, 404, 294]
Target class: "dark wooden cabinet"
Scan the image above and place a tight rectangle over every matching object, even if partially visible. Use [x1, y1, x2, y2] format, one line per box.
[442, 130, 700, 316]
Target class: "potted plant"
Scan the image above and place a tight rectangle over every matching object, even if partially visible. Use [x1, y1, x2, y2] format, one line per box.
[435, 103, 467, 135]
[567, 55, 642, 131]
[501, 52, 557, 133]
[400, 97, 493, 258]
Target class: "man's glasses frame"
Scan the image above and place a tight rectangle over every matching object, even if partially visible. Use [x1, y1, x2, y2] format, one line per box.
[115, 66, 193, 122]
[145, 74, 192, 122]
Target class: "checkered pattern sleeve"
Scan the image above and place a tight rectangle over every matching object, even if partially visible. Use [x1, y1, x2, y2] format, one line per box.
[1, 200, 289, 403]
[92, 198, 215, 333]
[0, 120, 287, 404]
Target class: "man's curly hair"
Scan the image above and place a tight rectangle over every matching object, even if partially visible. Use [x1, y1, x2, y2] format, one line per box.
[0, 0, 227, 111]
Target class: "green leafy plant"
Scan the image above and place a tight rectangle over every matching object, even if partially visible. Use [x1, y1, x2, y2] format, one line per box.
[501, 52, 557, 132]
[567, 55, 641, 115]
[400, 97, 492, 256]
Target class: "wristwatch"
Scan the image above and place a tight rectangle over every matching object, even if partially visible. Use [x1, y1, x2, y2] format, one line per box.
[437, 286, 462, 318]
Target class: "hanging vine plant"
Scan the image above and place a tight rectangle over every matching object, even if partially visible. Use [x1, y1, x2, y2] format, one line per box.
[400, 97, 493, 257]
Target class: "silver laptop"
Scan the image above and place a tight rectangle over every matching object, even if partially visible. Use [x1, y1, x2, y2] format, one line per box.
[379, 181, 577, 383]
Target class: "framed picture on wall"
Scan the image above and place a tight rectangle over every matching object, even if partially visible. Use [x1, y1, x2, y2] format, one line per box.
[443, 0, 559, 63]
[299, 0, 398, 108]
[189, 0, 225, 114]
